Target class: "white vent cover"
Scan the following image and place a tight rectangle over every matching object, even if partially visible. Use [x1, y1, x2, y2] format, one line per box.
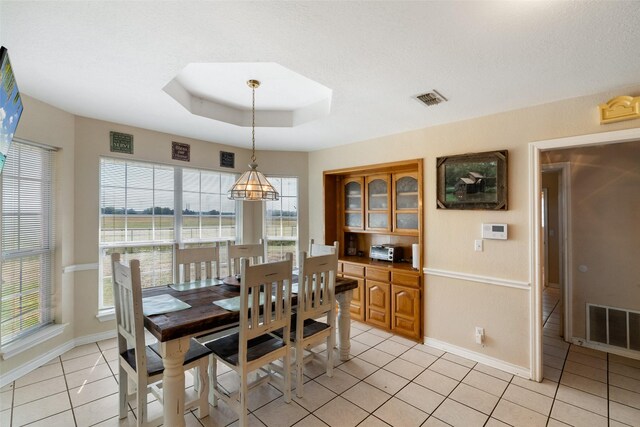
[587, 303, 640, 351]
[416, 90, 448, 106]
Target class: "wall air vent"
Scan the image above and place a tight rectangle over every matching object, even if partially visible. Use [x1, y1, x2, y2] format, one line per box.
[416, 90, 448, 106]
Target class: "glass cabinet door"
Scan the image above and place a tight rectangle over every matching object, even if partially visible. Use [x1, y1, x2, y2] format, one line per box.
[343, 177, 363, 230]
[366, 175, 391, 231]
[393, 173, 419, 233]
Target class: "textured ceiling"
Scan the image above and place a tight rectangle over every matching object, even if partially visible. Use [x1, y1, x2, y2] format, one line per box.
[2, 1, 640, 151]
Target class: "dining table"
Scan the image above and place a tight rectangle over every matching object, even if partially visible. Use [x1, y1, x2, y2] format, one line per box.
[141, 275, 358, 427]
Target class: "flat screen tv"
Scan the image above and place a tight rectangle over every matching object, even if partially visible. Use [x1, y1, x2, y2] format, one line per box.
[0, 46, 24, 174]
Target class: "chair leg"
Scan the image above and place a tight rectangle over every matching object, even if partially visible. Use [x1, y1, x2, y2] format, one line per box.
[136, 384, 147, 427]
[193, 366, 200, 393]
[327, 334, 334, 378]
[283, 348, 292, 403]
[208, 355, 218, 407]
[239, 370, 249, 427]
[294, 346, 304, 399]
[118, 366, 128, 419]
[196, 362, 209, 418]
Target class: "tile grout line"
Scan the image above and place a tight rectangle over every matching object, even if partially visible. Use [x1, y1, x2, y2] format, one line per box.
[483, 371, 515, 427]
[545, 301, 569, 427]
[607, 352, 610, 426]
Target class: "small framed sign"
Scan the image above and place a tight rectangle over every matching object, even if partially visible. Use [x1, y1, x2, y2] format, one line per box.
[172, 141, 190, 162]
[220, 151, 235, 168]
[110, 131, 134, 154]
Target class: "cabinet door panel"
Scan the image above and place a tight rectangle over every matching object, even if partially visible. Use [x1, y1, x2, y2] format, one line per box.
[366, 280, 390, 329]
[346, 276, 365, 321]
[391, 285, 420, 339]
[343, 177, 364, 231]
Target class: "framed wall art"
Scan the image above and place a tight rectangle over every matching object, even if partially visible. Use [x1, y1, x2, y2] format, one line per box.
[436, 150, 508, 210]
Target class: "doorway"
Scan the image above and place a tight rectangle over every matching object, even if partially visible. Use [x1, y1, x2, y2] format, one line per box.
[529, 127, 640, 382]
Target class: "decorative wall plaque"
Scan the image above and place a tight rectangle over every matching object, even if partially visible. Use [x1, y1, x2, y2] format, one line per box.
[110, 131, 134, 154]
[599, 95, 640, 124]
[220, 151, 235, 168]
[172, 141, 190, 161]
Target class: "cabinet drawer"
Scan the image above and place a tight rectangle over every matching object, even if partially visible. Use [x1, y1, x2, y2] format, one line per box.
[366, 267, 390, 282]
[343, 263, 365, 278]
[392, 271, 420, 288]
[337, 262, 344, 273]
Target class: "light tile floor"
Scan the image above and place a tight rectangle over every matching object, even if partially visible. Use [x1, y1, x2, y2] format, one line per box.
[2, 288, 640, 426]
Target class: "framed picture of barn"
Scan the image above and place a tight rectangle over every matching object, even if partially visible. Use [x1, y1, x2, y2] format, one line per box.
[436, 150, 508, 210]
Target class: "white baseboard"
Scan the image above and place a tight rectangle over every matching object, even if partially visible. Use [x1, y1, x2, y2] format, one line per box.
[0, 329, 117, 388]
[569, 337, 640, 360]
[424, 337, 531, 379]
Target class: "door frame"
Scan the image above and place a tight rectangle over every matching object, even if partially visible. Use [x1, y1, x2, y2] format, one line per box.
[542, 163, 571, 340]
[528, 127, 640, 382]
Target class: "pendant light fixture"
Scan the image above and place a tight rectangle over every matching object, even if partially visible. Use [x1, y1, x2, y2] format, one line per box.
[227, 79, 279, 201]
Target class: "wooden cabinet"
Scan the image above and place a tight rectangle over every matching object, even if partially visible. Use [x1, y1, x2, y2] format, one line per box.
[325, 159, 423, 342]
[340, 261, 365, 321]
[393, 172, 419, 235]
[391, 284, 421, 339]
[366, 174, 391, 232]
[343, 177, 364, 231]
[366, 280, 390, 328]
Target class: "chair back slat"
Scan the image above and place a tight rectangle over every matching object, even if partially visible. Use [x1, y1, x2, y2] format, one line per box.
[227, 240, 266, 276]
[309, 239, 339, 257]
[297, 251, 338, 323]
[175, 243, 221, 283]
[239, 254, 292, 349]
[111, 253, 147, 377]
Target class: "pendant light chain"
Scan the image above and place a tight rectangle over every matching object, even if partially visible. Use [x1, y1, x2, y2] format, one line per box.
[251, 84, 256, 164]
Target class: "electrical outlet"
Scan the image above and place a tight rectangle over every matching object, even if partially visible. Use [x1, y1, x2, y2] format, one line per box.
[475, 327, 485, 344]
[474, 239, 483, 252]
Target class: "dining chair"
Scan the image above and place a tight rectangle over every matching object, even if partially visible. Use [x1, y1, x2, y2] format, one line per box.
[276, 250, 338, 398]
[308, 239, 340, 257]
[227, 239, 267, 276]
[205, 254, 293, 427]
[111, 253, 212, 426]
[174, 242, 221, 283]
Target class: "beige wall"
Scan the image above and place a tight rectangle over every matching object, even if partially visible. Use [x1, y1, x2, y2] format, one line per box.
[542, 141, 640, 339]
[309, 84, 640, 369]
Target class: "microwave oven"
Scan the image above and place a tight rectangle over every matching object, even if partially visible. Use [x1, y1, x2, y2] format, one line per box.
[370, 245, 402, 262]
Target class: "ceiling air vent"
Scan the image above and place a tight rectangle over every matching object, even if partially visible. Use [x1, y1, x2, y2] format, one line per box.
[416, 90, 448, 106]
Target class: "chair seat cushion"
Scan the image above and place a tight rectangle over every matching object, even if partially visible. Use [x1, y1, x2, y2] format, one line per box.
[121, 338, 211, 377]
[273, 315, 330, 342]
[205, 332, 285, 366]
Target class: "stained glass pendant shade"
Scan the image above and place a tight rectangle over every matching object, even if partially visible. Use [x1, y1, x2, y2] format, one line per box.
[227, 79, 279, 201]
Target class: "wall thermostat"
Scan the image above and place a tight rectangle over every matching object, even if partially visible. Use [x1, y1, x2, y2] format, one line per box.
[482, 223, 508, 240]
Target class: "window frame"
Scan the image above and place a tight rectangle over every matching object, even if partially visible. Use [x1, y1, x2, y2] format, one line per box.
[98, 156, 239, 309]
[0, 139, 55, 347]
[263, 176, 299, 266]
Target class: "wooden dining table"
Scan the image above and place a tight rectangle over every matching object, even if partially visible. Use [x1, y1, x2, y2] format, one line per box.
[141, 276, 358, 427]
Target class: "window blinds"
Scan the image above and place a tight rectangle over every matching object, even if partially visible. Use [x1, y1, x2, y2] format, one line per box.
[1, 141, 54, 346]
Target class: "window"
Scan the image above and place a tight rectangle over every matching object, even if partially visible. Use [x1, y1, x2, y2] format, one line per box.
[1, 141, 54, 346]
[99, 158, 237, 309]
[264, 177, 298, 266]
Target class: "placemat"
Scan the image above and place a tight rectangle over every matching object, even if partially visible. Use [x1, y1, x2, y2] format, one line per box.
[170, 278, 223, 292]
[142, 294, 191, 316]
[213, 292, 265, 312]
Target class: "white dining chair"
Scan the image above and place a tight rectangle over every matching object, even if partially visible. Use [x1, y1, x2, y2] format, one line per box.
[227, 239, 267, 276]
[174, 242, 221, 283]
[309, 239, 339, 257]
[205, 254, 293, 427]
[111, 253, 211, 426]
[276, 250, 338, 397]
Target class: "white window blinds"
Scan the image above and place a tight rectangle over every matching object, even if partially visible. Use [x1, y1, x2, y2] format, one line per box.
[1, 141, 54, 346]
